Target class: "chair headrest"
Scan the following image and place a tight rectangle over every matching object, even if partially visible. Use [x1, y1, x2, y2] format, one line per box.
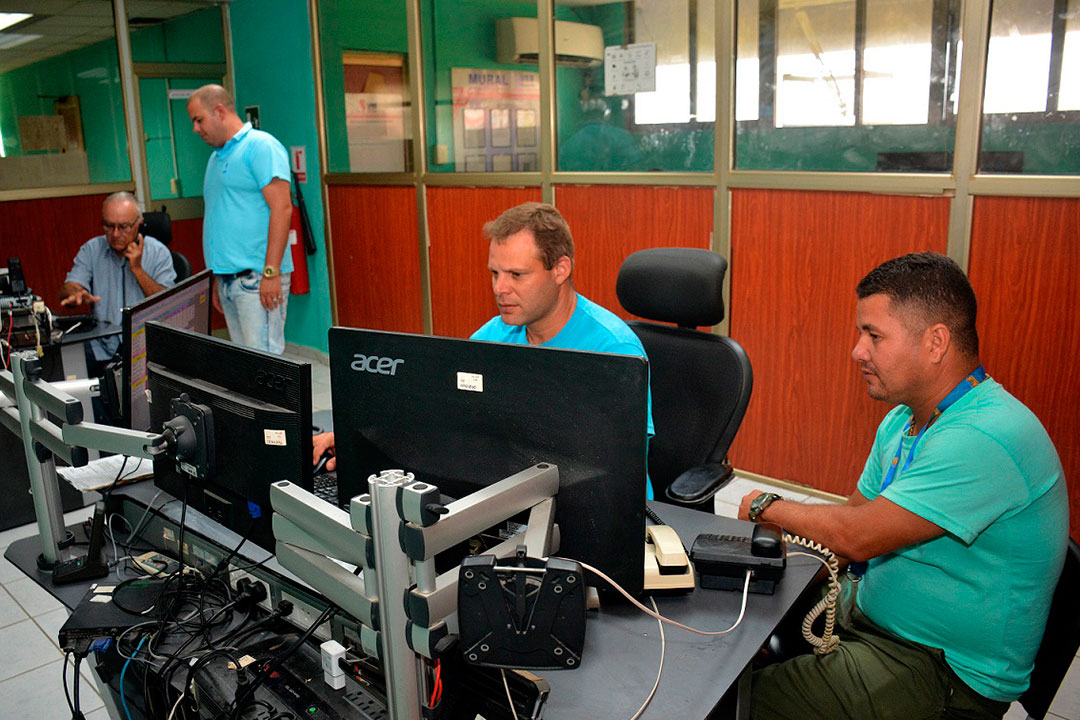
[140, 211, 172, 246]
[616, 248, 727, 328]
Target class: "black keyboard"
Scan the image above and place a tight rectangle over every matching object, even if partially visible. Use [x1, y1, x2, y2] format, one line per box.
[313, 471, 339, 506]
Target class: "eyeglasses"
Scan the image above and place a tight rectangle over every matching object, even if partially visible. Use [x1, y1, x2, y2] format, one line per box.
[103, 220, 138, 233]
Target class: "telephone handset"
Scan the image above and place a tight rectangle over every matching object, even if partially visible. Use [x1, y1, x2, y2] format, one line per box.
[643, 525, 695, 592]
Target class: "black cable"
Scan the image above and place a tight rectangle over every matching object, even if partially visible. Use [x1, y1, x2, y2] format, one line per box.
[63, 653, 74, 716]
[72, 654, 86, 720]
[228, 605, 337, 719]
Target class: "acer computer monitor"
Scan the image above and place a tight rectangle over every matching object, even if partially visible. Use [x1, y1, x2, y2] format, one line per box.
[146, 322, 313, 551]
[329, 327, 649, 594]
[121, 269, 212, 431]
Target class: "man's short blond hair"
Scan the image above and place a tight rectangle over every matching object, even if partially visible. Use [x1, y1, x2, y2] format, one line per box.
[483, 202, 574, 271]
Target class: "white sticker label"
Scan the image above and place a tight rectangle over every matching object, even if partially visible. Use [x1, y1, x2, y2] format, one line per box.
[90, 595, 113, 603]
[264, 429, 287, 446]
[456, 372, 484, 392]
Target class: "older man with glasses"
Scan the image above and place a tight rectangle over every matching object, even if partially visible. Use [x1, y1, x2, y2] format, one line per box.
[60, 191, 176, 372]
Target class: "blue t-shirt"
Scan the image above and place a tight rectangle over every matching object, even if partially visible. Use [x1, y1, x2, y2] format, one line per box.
[472, 293, 655, 499]
[202, 122, 293, 275]
[856, 378, 1068, 701]
[65, 235, 176, 360]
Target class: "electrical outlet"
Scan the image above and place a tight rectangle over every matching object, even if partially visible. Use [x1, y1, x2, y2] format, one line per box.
[230, 570, 273, 613]
[281, 591, 332, 642]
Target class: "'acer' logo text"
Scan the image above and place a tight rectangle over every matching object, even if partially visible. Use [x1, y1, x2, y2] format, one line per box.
[351, 353, 404, 376]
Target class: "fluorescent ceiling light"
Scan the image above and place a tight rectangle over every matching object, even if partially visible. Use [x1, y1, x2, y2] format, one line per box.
[0, 32, 39, 50]
[0, 13, 31, 32]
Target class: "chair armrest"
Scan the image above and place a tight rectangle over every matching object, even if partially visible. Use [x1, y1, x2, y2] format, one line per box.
[665, 462, 734, 505]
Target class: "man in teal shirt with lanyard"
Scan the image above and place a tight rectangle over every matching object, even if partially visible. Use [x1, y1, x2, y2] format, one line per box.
[739, 252, 1068, 720]
[312, 202, 655, 497]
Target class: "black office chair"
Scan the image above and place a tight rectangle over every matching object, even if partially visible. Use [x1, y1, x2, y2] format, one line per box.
[141, 209, 191, 282]
[1020, 538, 1080, 720]
[615, 247, 753, 507]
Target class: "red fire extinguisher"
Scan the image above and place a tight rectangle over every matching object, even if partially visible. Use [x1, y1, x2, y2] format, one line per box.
[289, 202, 310, 295]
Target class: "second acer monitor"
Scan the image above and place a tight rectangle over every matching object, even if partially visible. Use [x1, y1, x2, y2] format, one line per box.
[329, 327, 649, 594]
[146, 322, 313, 550]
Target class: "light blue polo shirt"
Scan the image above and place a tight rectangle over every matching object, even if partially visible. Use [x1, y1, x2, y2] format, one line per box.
[65, 235, 176, 360]
[472, 293, 655, 499]
[856, 378, 1068, 701]
[202, 122, 293, 275]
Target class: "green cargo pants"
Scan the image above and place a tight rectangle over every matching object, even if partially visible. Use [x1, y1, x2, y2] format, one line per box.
[749, 589, 1011, 720]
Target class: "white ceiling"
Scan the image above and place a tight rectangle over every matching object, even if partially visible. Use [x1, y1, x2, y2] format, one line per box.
[0, 0, 223, 74]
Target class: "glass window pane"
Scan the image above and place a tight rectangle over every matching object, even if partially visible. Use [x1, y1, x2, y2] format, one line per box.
[319, 0, 410, 174]
[1062, 1, 1080, 110]
[555, 0, 715, 173]
[735, 0, 760, 122]
[776, 2, 856, 127]
[422, 0, 539, 174]
[983, 0, 1052, 114]
[0, 5, 131, 190]
[735, 0, 959, 172]
[979, 0, 1080, 175]
[863, 0, 933, 125]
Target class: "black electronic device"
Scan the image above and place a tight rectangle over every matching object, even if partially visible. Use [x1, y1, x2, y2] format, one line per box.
[52, 501, 110, 585]
[690, 523, 787, 594]
[147, 322, 313, 551]
[58, 581, 153, 654]
[328, 327, 649, 595]
[458, 548, 586, 670]
[121, 268, 212, 431]
[0, 257, 28, 296]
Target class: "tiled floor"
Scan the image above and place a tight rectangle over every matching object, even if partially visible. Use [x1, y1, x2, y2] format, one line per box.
[2, 348, 1076, 718]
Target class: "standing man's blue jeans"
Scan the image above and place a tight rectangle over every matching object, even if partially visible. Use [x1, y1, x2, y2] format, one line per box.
[217, 271, 290, 354]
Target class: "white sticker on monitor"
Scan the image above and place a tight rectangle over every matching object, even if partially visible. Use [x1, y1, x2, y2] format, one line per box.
[457, 372, 484, 392]
[264, 429, 287, 446]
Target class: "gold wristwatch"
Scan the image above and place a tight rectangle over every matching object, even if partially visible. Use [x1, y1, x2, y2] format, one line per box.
[262, 265, 279, 278]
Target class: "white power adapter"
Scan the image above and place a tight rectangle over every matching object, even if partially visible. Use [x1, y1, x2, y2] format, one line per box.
[320, 639, 346, 690]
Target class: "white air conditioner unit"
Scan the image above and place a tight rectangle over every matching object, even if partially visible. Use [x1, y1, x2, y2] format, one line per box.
[496, 17, 604, 67]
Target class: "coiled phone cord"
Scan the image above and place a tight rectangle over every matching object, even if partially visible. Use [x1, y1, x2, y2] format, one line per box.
[785, 533, 841, 655]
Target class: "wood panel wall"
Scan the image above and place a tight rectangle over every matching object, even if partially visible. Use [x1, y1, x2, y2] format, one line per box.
[0, 194, 111, 309]
[553, 185, 715, 319]
[326, 185, 423, 333]
[969, 196, 1080, 539]
[728, 189, 951, 497]
[426, 186, 541, 338]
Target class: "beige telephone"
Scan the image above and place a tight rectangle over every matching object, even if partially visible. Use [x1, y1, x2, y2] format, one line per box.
[644, 525, 695, 591]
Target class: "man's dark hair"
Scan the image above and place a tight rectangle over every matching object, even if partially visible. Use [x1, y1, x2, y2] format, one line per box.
[483, 202, 574, 271]
[857, 252, 979, 357]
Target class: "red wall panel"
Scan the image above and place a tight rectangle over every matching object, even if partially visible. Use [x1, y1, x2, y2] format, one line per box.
[327, 185, 423, 333]
[728, 189, 951, 496]
[553, 185, 714, 320]
[969, 196, 1080, 539]
[426, 186, 541, 338]
[0, 194, 111, 309]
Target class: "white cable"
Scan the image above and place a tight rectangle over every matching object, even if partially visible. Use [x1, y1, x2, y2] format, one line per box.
[500, 668, 519, 720]
[166, 691, 185, 720]
[785, 533, 842, 655]
[580, 562, 751, 636]
[629, 597, 666, 720]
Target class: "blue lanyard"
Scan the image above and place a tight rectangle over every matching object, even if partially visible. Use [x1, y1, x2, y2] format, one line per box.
[879, 366, 987, 494]
[848, 366, 986, 578]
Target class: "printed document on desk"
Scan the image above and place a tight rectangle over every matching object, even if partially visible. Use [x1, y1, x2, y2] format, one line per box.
[57, 455, 153, 492]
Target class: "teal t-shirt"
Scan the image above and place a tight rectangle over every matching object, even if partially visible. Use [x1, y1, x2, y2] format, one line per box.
[202, 123, 293, 275]
[856, 378, 1068, 701]
[471, 293, 655, 499]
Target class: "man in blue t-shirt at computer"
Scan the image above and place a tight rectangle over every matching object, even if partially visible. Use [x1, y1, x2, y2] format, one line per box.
[313, 201, 655, 497]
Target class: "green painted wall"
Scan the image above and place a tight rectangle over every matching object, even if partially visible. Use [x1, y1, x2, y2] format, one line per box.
[230, 0, 333, 353]
[0, 40, 131, 183]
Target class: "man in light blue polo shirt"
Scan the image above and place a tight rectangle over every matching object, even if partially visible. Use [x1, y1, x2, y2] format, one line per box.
[187, 84, 292, 354]
[61, 191, 176, 366]
[311, 202, 655, 499]
[738, 253, 1068, 720]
